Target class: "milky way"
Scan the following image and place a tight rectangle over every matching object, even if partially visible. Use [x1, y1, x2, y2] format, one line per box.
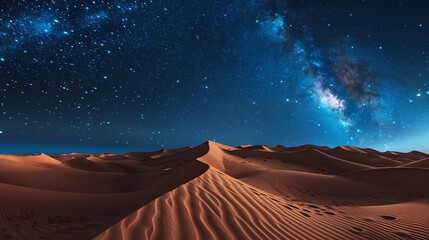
[0, 0, 428, 153]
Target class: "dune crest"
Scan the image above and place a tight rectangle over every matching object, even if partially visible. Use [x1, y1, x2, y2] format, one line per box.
[0, 142, 428, 239]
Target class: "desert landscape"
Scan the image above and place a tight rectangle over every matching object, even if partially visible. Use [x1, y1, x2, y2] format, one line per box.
[2, 1, 429, 240]
[0, 141, 427, 240]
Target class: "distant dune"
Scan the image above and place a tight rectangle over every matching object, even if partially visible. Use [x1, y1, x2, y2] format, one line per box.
[0, 141, 428, 239]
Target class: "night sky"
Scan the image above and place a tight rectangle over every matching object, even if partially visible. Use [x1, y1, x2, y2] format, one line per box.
[1, 0, 429, 153]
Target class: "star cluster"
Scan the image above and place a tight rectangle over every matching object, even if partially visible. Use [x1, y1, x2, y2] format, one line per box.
[0, 0, 428, 153]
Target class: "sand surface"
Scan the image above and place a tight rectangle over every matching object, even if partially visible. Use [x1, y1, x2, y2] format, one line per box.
[0, 141, 428, 239]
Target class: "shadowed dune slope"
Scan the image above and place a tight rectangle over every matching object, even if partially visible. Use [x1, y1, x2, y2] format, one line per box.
[0, 147, 209, 240]
[1, 141, 429, 240]
[399, 157, 429, 168]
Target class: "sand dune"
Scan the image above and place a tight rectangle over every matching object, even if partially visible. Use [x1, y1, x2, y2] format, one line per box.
[95, 168, 429, 240]
[0, 141, 428, 239]
[0, 149, 208, 239]
[399, 157, 429, 168]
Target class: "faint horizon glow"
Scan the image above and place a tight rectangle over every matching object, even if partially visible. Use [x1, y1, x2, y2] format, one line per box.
[384, 131, 429, 153]
[1, 138, 427, 154]
[0, 144, 149, 154]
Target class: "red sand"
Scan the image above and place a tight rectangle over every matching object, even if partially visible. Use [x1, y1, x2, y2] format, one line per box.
[0, 141, 428, 239]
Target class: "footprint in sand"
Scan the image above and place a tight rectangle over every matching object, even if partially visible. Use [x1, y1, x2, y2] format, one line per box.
[300, 212, 311, 217]
[284, 206, 293, 210]
[363, 217, 376, 222]
[392, 230, 412, 239]
[324, 211, 335, 216]
[349, 227, 364, 235]
[380, 215, 397, 220]
[288, 204, 299, 209]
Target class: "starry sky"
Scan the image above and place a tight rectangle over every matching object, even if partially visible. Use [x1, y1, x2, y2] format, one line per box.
[1, 0, 429, 153]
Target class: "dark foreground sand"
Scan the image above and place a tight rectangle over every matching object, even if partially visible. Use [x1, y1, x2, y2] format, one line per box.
[0, 141, 428, 239]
